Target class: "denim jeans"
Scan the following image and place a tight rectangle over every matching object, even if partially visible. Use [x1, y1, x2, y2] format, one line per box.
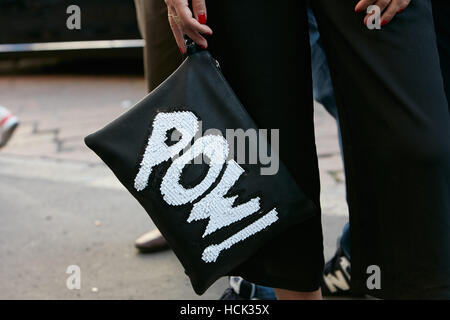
[251, 5, 350, 300]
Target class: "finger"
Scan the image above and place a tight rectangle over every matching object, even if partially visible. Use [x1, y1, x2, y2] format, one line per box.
[168, 6, 186, 54]
[355, 0, 377, 12]
[397, 0, 411, 13]
[172, 0, 212, 35]
[171, 0, 212, 48]
[172, 9, 212, 48]
[192, 0, 207, 24]
[177, 5, 213, 35]
[374, 0, 392, 12]
[380, 0, 402, 26]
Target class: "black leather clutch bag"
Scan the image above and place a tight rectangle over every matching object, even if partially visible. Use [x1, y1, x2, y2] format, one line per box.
[85, 44, 317, 295]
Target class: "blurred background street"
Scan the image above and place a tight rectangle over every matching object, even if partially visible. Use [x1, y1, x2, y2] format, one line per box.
[0, 58, 348, 299]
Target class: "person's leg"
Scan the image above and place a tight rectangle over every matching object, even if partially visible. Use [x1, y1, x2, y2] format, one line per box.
[244, 5, 351, 300]
[134, 0, 182, 93]
[308, 6, 354, 297]
[308, 3, 352, 263]
[308, 5, 344, 156]
[133, 0, 183, 253]
[206, 0, 323, 300]
[312, 0, 450, 299]
[274, 288, 322, 300]
[323, 1, 450, 269]
[311, 0, 449, 297]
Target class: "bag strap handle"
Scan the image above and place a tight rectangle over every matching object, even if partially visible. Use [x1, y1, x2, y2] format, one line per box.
[184, 36, 206, 56]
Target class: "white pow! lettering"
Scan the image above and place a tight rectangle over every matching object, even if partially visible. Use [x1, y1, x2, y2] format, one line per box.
[134, 111, 199, 192]
[135, 111, 278, 263]
[202, 209, 279, 263]
[188, 160, 261, 238]
[160, 135, 228, 206]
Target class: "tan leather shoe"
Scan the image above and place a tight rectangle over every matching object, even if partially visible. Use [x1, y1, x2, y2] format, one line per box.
[135, 229, 170, 253]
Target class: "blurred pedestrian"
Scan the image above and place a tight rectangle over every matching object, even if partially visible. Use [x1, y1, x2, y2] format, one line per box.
[134, 0, 182, 93]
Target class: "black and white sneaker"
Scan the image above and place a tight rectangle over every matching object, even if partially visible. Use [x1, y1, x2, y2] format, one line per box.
[321, 247, 353, 296]
[221, 249, 356, 299]
[219, 277, 256, 300]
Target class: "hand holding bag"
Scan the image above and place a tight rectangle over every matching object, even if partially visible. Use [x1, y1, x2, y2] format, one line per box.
[85, 41, 317, 295]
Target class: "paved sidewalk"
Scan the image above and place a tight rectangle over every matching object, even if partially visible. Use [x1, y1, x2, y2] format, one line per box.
[0, 71, 348, 299]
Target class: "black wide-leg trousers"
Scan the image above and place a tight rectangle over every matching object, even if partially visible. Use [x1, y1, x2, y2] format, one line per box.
[205, 0, 450, 299]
